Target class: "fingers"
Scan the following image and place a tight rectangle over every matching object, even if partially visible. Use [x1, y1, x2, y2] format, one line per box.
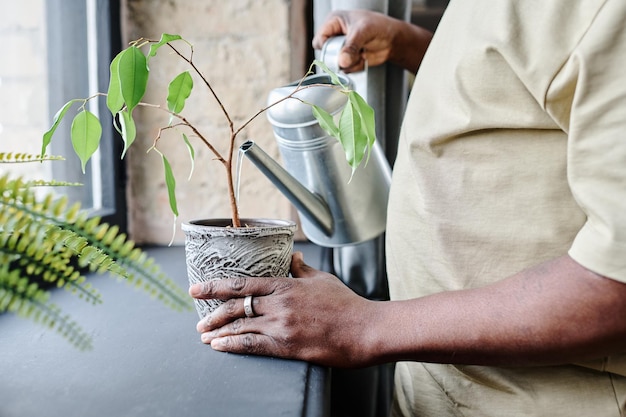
[196, 298, 281, 358]
[200, 315, 257, 345]
[290, 251, 317, 278]
[199, 312, 262, 345]
[312, 14, 346, 49]
[189, 262, 371, 367]
[188, 254, 353, 364]
[337, 45, 366, 73]
[197, 295, 262, 333]
[312, 11, 366, 72]
[189, 275, 285, 300]
[210, 333, 280, 358]
[189, 252, 309, 299]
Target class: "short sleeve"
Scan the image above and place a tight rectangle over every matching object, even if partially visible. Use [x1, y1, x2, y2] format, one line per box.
[548, 0, 626, 281]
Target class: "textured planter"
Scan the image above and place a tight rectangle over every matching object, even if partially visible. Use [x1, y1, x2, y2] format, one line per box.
[182, 218, 297, 318]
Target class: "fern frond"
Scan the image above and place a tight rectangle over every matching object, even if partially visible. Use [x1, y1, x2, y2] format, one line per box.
[0, 211, 103, 305]
[26, 179, 84, 187]
[0, 152, 64, 163]
[0, 171, 191, 349]
[0, 264, 93, 350]
[1, 175, 125, 280]
[71, 220, 191, 311]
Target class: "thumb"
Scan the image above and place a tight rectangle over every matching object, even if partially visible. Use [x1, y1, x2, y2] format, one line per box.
[338, 43, 363, 71]
[290, 251, 316, 278]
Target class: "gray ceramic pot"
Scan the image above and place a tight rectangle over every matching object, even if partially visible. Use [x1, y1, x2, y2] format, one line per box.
[182, 218, 297, 318]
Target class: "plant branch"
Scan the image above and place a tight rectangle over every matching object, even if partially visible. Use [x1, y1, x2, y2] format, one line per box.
[138, 103, 226, 164]
[234, 82, 341, 137]
[164, 42, 243, 226]
[139, 103, 240, 227]
[166, 43, 235, 131]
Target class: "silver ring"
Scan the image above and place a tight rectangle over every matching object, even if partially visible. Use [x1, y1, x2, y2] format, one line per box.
[243, 295, 255, 318]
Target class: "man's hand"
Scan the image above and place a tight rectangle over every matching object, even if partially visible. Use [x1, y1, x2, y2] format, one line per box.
[191, 251, 626, 369]
[312, 9, 433, 73]
[189, 252, 379, 368]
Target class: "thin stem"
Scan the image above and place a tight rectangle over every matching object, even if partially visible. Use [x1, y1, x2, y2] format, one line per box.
[224, 145, 241, 228]
[166, 43, 235, 130]
[139, 103, 239, 227]
[164, 43, 240, 226]
[234, 82, 340, 136]
[138, 103, 225, 163]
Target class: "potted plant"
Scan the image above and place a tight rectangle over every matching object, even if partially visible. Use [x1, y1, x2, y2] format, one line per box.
[0, 152, 191, 349]
[41, 34, 375, 317]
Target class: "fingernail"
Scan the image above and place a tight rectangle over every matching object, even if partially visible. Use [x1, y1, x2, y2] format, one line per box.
[196, 318, 207, 333]
[188, 283, 202, 297]
[211, 337, 226, 351]
[339, 51, 353, 68]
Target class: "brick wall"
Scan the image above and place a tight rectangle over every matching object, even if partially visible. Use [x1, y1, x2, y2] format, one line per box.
[0, 0, 299, 245]
[122, 0, 296, 244]
[1, 1, 447, 245]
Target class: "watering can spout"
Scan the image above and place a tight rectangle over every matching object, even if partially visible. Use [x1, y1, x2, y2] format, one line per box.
[243, 72, 390, 247]
[240, 140, 334, 237]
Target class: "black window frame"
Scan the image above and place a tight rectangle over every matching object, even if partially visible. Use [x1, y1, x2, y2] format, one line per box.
[45, 0, 126, 231]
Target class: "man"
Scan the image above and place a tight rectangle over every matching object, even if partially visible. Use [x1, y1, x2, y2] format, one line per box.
[191, 1, 626, 414]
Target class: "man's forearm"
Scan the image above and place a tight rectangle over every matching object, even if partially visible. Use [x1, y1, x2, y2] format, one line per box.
[366, 255, 626, 367]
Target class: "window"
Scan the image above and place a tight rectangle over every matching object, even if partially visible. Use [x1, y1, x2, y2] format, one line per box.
[0, 0, 126, 228]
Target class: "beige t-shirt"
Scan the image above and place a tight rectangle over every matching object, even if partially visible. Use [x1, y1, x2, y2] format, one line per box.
[386, 0, 626, 415]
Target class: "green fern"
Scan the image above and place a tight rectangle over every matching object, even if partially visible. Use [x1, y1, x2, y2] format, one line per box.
[0, 152, 64, 163]
[0, 153, 192, 349]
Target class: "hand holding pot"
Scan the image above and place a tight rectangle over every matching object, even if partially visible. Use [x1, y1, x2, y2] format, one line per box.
[189, 252, 378, 368]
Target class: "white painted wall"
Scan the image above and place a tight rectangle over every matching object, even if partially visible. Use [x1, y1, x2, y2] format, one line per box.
[0, 0, 51, 181]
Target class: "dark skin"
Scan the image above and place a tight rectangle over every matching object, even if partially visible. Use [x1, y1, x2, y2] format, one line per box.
[311, 9, 432, 74]
[190, 10, 626, 369]
[191, 253, 626, 368]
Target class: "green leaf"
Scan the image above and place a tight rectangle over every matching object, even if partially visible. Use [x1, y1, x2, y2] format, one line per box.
[42, 100, 76, 158]
[167, 71, 193, 114]
[148, 33, 183, 58]
[106, 52, 124, 116]
[161, 154, 178, 217]
[337, 101, 360, 172]
[182, 133, 195, 180]
[70, 110, 102, 173]
[348, 91, 376, 162]
[313, 59, 346, 88]
[311, 104, 340, 138]
[117, 46, 149, 113]
[119, 109, 136, 158]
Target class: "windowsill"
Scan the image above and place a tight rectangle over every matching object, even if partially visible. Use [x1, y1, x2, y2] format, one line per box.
[0, 243, 328, 417]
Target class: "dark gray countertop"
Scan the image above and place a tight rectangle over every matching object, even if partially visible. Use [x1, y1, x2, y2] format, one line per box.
[0, 245, 328, 417]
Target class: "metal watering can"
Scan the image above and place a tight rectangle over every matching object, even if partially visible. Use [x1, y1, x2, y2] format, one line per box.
[240, 73, 391, 247]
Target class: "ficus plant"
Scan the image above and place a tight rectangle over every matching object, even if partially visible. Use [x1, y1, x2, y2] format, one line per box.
[41, 33, 376, 230]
